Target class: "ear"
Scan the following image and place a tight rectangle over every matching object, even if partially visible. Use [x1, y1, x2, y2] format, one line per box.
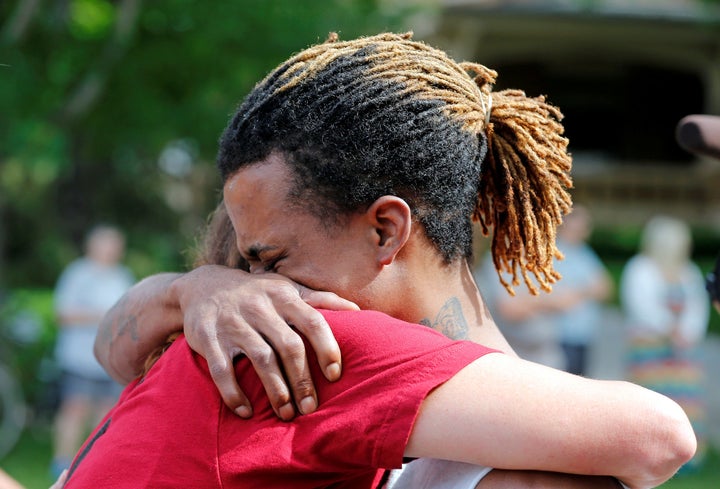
[365, 196, 412, 266]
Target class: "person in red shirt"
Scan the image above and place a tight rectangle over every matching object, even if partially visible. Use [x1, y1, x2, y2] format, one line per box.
[83, 32, 695, 488]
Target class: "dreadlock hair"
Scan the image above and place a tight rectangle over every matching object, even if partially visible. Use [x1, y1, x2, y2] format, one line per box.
[217, 32, 572, 295]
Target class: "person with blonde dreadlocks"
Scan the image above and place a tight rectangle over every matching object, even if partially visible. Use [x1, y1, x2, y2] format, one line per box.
[75, 33, 695, 489]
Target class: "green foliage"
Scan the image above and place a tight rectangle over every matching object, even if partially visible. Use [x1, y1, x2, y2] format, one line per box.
[0, 0, 414, 287]
[69, 0, 115, 40]
[0, 288, 57, 407]
[590, 224, 720, 262]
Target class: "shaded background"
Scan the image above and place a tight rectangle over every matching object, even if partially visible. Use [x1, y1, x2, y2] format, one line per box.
[1, 0, 720, 487]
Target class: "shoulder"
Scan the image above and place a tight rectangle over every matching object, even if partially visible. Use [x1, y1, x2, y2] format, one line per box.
[623, 255, 653, 275]
[319, 309, 449, 343]
[317, 309, 496, 365]
[55, 259, 88, 286]
[60, 258, 88, 275]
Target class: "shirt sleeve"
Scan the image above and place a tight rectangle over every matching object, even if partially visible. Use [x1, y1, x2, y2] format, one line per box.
[214, 309, 499, 486]
[291, 310, 498, 472]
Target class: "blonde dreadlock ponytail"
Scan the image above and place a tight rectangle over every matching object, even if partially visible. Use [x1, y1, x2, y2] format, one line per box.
[464, 64, 573, 295]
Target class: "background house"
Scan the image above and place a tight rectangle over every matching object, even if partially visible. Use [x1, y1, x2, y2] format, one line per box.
[423, 0, 720, 229]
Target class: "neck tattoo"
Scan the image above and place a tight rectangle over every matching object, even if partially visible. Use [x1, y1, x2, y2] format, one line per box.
[419, 296, 470, 340]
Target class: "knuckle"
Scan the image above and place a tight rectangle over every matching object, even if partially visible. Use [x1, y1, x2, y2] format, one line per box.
[247, 344, 277, 369]
[276, 333, 306, 359]
[273, 388, 292, 407]
[292, 377, 315, 397]
[271, 282, 302, 303]
[303, 313, 327, 333]
[208, 359, 231, 380]
[189, 323, 213, 342]
[239, 295, 269, 319]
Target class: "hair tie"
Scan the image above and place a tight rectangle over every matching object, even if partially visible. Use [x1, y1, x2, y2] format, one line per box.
[482, 93, 493, 127]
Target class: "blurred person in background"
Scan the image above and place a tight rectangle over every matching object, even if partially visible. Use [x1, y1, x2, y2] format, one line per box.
[475, 205, 612, 375]
[553, 204, 613, 376]
[620, 215, 709, 471]
[50, 225, 134, 478]
[475, 254, 566, 369]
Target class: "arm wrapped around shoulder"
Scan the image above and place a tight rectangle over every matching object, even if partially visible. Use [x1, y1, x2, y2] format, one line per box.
[405, 354, 696, 489]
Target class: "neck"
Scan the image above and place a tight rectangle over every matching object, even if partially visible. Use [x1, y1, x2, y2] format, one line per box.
[398, 258, 516, 355]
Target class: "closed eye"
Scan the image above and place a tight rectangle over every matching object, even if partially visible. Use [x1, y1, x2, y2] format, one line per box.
[241, 244, 283, 274]
[263, 255, 285, 273]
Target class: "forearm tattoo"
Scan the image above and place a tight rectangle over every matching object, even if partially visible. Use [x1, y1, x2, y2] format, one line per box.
[419, 296, 470, 340]
[100, 294, 140, 353]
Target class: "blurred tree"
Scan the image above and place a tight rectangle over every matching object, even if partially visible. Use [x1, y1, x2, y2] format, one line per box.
[0, 0, 415, 287]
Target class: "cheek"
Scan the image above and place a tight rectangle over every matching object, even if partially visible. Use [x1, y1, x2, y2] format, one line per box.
[291, 232, 379, 297]
[289, 259, 358, 299]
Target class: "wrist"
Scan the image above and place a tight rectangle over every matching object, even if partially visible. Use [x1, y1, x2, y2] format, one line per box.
[166, 272, 187, 316]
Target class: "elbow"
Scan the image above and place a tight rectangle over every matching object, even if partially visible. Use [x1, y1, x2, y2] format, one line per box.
[658, 399, 697, 474]
[633, 393, 697, 486]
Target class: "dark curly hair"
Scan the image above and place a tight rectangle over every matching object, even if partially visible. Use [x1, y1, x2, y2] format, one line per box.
[214, 32, 573, 295]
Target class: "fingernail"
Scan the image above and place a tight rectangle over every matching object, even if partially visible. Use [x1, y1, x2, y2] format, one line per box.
[299, 396, 317, 415]
[278, 402, 295, 420]
[235, 405, 252, 418]
[325, 362, 341, 381]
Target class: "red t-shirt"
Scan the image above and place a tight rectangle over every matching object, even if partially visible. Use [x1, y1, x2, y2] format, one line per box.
[64, 309, 497, 488]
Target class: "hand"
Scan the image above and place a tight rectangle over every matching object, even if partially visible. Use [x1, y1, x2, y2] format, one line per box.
[171, 265, 359, 420]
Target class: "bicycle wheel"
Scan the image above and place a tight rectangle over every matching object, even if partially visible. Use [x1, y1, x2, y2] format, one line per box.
[0, 364, 26, 459]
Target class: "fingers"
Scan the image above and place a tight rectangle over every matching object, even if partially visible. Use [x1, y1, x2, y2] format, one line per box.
[301, 288, 360, 312]
[296, 286, 355, 381]
[202, 341, 253, 418]
[280, 294, 343, 383]
[177, 267, 348, 420]
[187, 317, 297, 421]
[244, 330, 307, 420]
[244, 283, 322, 415]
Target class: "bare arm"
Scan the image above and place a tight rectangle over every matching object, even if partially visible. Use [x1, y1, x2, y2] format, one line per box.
[480, 470, 624, 488]
[95, 265, 358, 420]
[95, 273, 183, 384]
[406, 354, 696, 489]
[0, 469, 25, 489]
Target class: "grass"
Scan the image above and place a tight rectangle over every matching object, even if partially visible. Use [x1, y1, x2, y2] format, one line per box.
[1, 426, 718, 488]
[1, 427, 55, 489]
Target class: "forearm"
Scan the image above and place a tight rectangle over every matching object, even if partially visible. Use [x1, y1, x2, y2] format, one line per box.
[94, 273, 185, 384]
[408, 355, 696, 488]
[481, 470, 625, 488]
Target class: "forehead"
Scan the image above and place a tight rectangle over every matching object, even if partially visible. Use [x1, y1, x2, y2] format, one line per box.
[222, 155, 301, 245]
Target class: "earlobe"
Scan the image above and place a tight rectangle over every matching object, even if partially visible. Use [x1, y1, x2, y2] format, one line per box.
[366, 196, 412, 266]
